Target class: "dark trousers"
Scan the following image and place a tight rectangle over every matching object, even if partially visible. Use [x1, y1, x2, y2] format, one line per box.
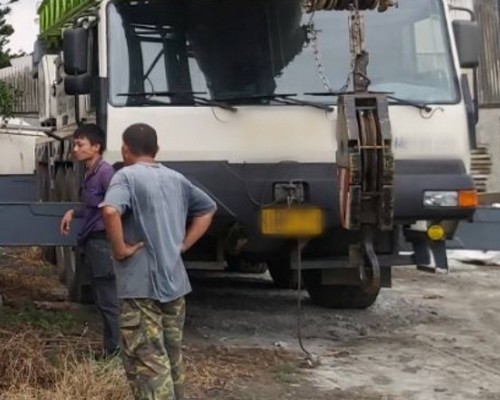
[84, 234, 120, 355]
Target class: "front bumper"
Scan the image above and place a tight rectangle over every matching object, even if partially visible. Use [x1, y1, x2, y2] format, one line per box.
[166, 158, 475, 226]
[160, 159, 475, 255]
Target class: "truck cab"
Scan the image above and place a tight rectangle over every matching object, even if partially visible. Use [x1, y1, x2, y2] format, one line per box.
[33, 0, 480, 308]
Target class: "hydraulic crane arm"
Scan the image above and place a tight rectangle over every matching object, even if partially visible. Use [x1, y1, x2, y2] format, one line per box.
[307, 0, 396, 12]
[333, 2, 396, 291]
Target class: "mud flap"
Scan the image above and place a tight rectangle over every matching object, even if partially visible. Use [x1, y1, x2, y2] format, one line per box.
[405, 229, 448, 273]
[358, 226, 381, 293]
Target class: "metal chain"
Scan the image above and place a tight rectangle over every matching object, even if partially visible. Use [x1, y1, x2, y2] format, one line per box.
[307, 14, 335, 93]
[307, 14, 353, 93]
[348, 4, 363, 92]
[306, 0, 396, 94]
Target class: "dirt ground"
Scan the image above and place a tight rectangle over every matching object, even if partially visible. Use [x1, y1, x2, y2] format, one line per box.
[187, 262, 500, 400]
[2, 249, 500, 399]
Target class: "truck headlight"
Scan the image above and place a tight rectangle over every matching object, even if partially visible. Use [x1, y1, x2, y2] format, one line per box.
[423, 191, 458, 207]
[423, 190, 477, 208]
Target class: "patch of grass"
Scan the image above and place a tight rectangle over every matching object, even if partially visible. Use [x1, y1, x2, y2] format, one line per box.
[229, 393, 260, 400]
[0, 319, 300, 400]
[273, 361, 299, 384]
[0, 306, 78, 333]
[0, 331, 130, 400]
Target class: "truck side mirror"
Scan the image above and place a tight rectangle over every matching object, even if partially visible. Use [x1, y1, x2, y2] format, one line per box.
[32, 39, 46, 79]
[453, 20, 480, 69]
[32, 40, 46, 68]
[65, 75, 92, 95]
[63, 28, 89, 75]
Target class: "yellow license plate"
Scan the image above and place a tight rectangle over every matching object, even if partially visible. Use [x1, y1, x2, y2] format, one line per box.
[260, 207, 324, 237]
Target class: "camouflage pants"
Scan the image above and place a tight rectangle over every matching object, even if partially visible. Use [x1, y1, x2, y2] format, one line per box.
[120, 297, 186, 400]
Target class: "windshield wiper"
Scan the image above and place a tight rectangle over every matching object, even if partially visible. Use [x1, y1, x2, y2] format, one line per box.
[216, 93, 297, 101]
[192, 95, 237, 113]
[216, 93, 333, 112]
[118, 91, 237, 112]
[386, 95, 432, 113]
[116, 95, 171, 107]
[118, 91, 207, 97]
[305, 91, 432, 112]
[273, 96, 333, 112]
[304, 91, 343, 96]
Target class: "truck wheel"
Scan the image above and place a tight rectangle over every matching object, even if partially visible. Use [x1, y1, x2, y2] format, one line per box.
[37, 164, 54, 266]
[303, 270, 380, 309]
[54, 167, 67, 201]
[55, 246, 66, 284]
[36, 164, 50, 201]
[64, 247, 93, 304]
[225, 254, 268, 274]
[267, 259, 298, 289]
[65, 167, 80, 202]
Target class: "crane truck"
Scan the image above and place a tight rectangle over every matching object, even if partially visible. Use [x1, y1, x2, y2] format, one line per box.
[0, 0, 481, 308]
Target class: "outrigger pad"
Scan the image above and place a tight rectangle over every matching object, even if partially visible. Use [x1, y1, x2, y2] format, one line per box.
[306, 0, 396, 12]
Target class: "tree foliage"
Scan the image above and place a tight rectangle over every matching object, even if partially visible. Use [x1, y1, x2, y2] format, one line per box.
[0, 80, 16, 121]
[0, 5, 14, 69]
[0, 4, 15, 120]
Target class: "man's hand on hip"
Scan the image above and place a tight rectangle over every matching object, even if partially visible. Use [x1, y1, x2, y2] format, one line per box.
[101, 205, 143, 260]
[181, 210, 216, 254]
[113, 242, 144, 260]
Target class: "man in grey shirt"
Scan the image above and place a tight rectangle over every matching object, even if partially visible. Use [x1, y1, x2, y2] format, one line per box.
[100, 123, 216, 400]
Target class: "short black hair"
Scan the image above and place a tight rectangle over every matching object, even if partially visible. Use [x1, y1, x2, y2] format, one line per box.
[73, 124, 106, 154]
[122, 123, 158, 157]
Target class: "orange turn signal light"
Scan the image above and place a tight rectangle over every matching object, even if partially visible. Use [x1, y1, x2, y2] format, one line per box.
[458, 190, 478, 208]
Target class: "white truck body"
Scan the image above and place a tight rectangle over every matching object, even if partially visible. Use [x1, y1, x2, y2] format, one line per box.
[0, 119, 41, 175]
[27, 0, 480, 306]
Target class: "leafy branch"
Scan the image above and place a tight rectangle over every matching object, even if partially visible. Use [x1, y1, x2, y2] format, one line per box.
[0, 3, 17, 121]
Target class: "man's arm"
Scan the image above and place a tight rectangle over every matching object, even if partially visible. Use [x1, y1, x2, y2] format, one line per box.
[100, 170, 142, 260]
[102, 206, 143, 260]
[182, 181, 217, 253]
[181, 210, 216, 253]
[60, 208, 75, 235]
[72, 205, 84, 218]
[60, 204, 85, 235]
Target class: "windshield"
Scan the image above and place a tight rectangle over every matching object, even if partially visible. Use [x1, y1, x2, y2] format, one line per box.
[107, 0, 459, 107]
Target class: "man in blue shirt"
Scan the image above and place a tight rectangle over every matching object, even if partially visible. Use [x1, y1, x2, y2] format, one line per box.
[60, 124, 120, 358]
[101, 123, 216, 400]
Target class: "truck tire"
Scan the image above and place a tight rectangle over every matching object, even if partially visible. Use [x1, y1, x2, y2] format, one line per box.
[225, 254, 268, 274]
[65, 167, 80, 202]
[303, 270, 380, 309]
[64, 247, 93, 304]
[267, 259, 298, 289]
[55, 246, 66, 284]
[54, 167, 68, 201]
[36, 163, 50, 201]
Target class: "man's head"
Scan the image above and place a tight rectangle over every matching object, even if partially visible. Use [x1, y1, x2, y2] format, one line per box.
[121, 123, 159, 165]
[73, 124, 106, 162]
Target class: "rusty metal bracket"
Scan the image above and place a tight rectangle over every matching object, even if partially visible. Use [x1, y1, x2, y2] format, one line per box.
[336, 94, 394, 231]
[360, 226, 381, 293]
[336, 95, 393, 290]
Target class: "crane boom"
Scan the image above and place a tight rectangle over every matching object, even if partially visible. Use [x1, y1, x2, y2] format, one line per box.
[38, 0, 99, 39]
[37, 0, 395, 41]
